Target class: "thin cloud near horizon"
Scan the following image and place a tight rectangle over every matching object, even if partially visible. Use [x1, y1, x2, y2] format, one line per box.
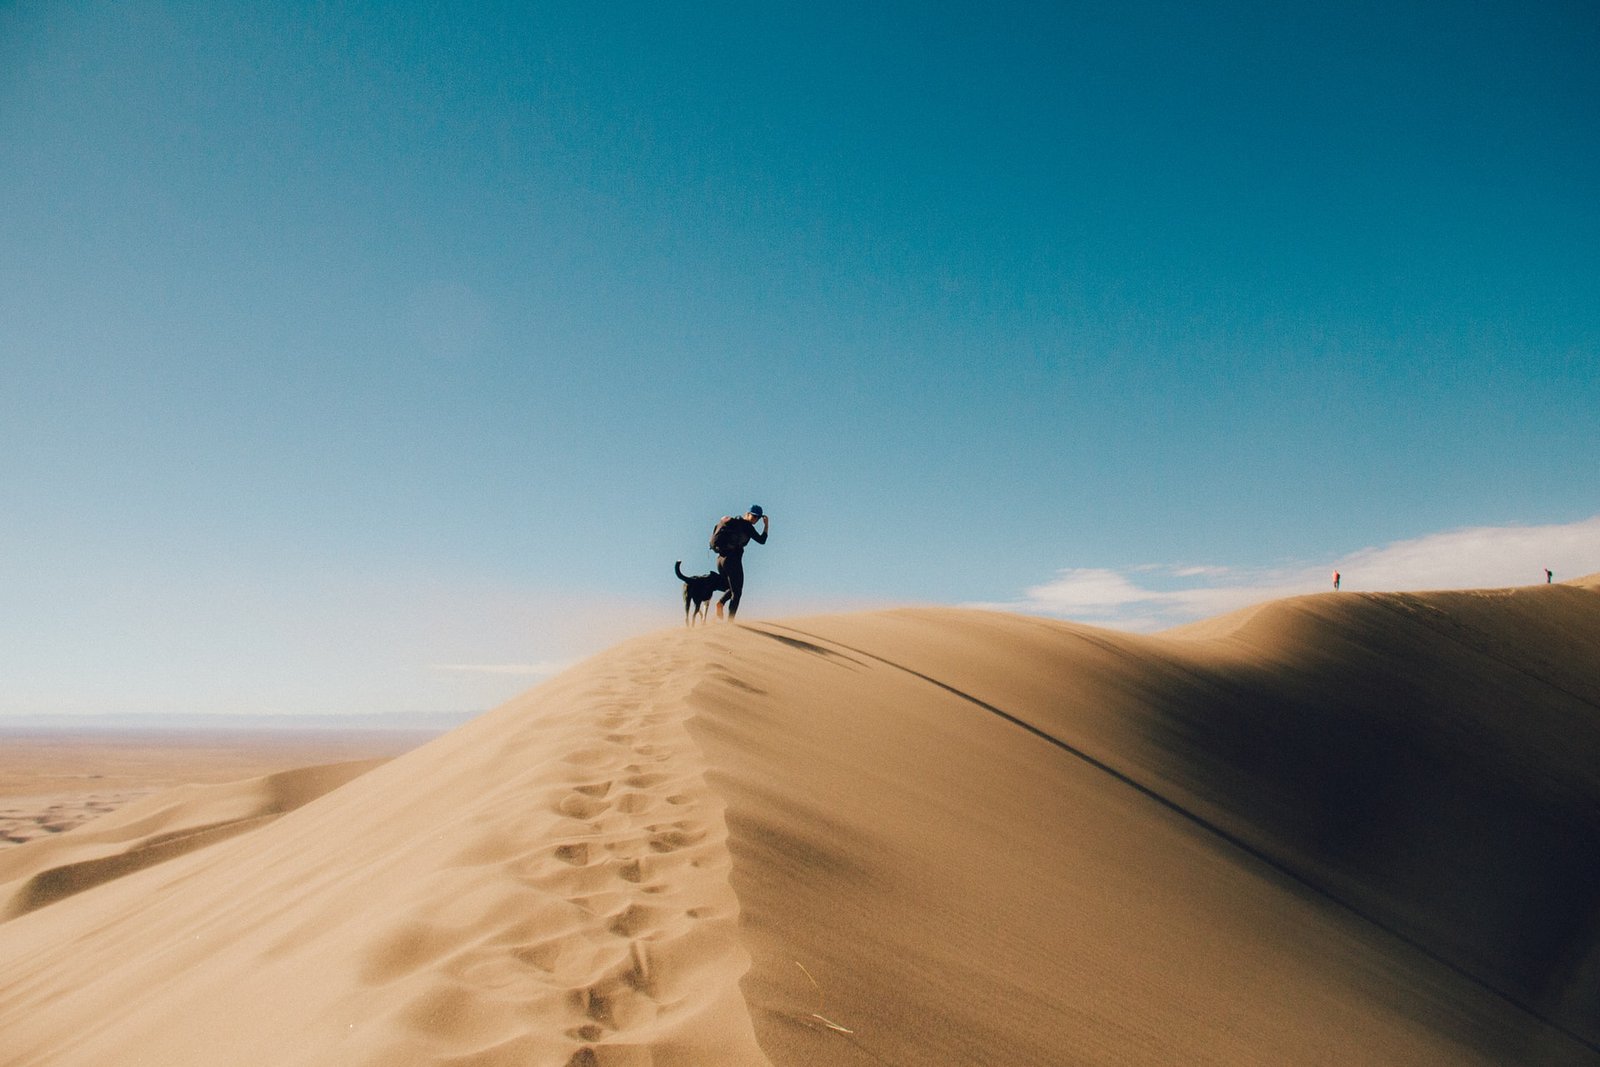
[975, 515, 1600, 632]
[428, 662, 570, 677]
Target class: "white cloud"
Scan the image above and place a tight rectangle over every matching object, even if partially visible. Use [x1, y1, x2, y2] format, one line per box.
[1334, 518, 1600, 590]
[1169, 564, 1231, 578]
[975, 515, 1600, 632]
[1016, 568, 1157, 611]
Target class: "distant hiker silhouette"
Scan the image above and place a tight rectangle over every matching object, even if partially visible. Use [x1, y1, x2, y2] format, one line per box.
[1333, 571, 1341, 591]
[709, 505, 769, 619]
[1547, 568, 1554, 584]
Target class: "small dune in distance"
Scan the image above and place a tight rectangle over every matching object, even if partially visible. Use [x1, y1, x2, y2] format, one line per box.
[2, 574, 1598, 1066]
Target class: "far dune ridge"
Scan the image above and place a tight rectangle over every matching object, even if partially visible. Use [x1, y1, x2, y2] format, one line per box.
[0, 577, 1597, 1065]
[0, 758, 385, 920]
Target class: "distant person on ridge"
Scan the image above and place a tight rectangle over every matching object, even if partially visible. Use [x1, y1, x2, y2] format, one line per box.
[1547, 568, 1554, 584]
[1333, 571, 1340, 591]
[710, 505, 769, 620]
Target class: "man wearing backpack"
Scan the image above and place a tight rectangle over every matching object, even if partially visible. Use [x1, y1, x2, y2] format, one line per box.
[709, 505, 769, 620]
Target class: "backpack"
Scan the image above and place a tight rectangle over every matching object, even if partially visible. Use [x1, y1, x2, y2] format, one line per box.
[710, 516, 746, 554]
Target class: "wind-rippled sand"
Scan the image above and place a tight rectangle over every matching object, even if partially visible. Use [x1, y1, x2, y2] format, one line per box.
[2, 575, 1598, 1065]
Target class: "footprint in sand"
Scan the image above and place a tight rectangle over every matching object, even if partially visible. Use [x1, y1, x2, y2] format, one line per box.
[647, 824, 705, 853]
[560, 747, 617, 768]
[605, 904, 661, 938]
[624, 772, 669, 789]
[575, 986, 614, 1028]
[648, 833, 689, 853]
[615, 792, 651, 814]
[511, 941, 561, 972]
[622, 942, 656, 995]
[554, 843, 590, 866]
[555, 793, 609, 819]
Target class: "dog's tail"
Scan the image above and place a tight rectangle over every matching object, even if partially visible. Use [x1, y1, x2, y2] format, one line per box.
[675, 560, 690, 583]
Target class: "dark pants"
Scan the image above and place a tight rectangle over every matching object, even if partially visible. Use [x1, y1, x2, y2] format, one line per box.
[716, 553, 745, 617]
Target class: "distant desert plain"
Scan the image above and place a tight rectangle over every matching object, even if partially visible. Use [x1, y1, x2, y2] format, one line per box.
[2, 575, 1599, 1066]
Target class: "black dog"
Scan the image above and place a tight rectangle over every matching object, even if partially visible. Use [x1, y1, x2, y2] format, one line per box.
[675, 561, 729, 626]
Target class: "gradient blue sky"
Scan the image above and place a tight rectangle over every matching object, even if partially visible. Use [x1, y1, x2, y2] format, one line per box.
[4, 1, 1597, 717]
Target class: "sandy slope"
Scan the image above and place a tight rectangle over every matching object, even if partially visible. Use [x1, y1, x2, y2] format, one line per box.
[702, 589, 1600, 1065]
[0, 640, 765, 1067]
[0, 759, 386, 920]
[2, 579, 1598, 1065]
[0, 731, 431, 846]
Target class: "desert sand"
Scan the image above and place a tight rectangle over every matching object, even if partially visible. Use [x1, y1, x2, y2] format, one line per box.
[1, 576, 1598, 1065]
[0, 731, 431, 847]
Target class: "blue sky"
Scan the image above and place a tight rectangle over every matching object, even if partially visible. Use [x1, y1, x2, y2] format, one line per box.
[3, 1, 1597, 717]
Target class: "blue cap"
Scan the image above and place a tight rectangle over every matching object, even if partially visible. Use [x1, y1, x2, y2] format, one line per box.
[749, 504, 763, 518]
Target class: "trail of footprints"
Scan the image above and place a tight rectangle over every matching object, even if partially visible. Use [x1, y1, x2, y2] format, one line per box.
[541, 664, 725, 1066]
[360, 646, 740, 1067]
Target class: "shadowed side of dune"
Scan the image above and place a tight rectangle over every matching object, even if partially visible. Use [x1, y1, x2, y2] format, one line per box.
[0, 758, 387, 920]
[677, 609, 1590, 1065]
[2, 584, 1597, 1066]
[1145, 586, 1600, 1043]
[9, 816, 277, 916]
[760, 585, 1600, 1056]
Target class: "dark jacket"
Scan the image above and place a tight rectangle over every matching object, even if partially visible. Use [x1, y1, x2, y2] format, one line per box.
[711, 516, 768, 555]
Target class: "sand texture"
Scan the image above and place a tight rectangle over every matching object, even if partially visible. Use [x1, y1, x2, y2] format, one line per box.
[2, 577, 1599, 1065]
[0, 759, 386, 920]
[0, 731, 432, 847]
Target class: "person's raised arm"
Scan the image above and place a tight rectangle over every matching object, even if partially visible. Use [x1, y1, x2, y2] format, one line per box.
[751, 514, 769, 544]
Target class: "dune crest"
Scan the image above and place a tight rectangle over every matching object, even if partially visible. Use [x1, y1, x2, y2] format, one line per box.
[1, 580, 1598, 1065]
[689, 584, 1600, 1064]
[0, 636, 769, 1067]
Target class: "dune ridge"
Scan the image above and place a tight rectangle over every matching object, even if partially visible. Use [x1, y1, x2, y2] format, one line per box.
[0, 729, 437, 847]
[0, 758, 387, 920]
[0, 637, 768, 1067]
[697, 582, 1600, 1064]
[1, 580, 1597, 1065]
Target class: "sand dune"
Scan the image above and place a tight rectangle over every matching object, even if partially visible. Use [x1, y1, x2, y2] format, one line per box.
[0, 730, 435, 846]
[0, 640, 766, 1067]
[0, 759, 385, 920]
[1, 578, 1597, 1065]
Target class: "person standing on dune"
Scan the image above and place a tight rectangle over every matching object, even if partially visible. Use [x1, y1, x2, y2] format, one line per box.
[710, 505, 769, 620]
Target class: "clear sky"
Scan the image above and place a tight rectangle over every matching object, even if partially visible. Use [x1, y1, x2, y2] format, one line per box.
[4, 1, 1597, 718]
